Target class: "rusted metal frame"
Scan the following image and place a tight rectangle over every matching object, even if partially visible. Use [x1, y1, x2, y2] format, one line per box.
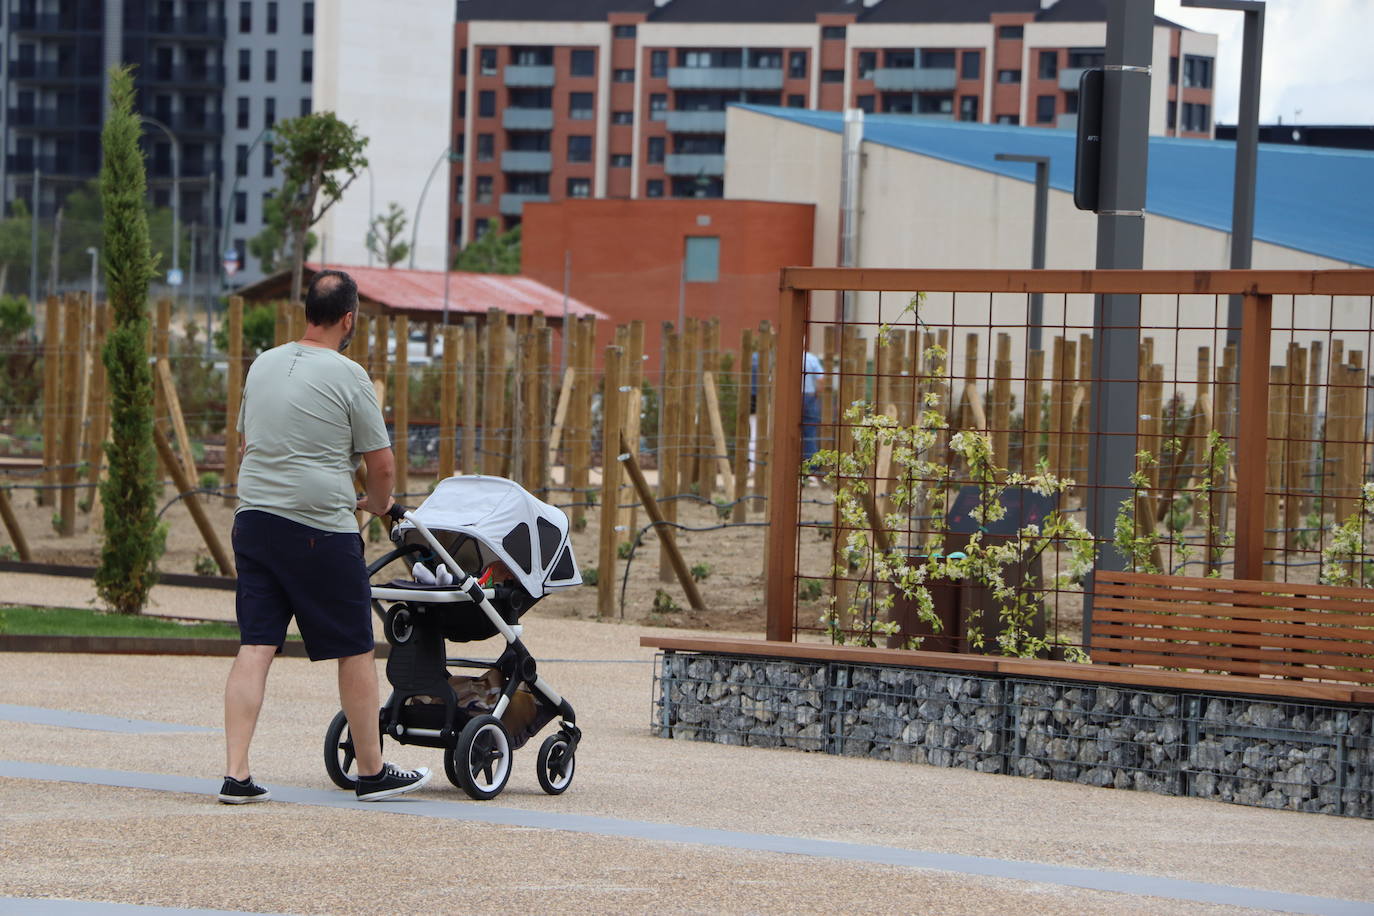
[1234, 292, 1272, 581]
[781, 268, 1374, 297]
[765, 285, 807, 643]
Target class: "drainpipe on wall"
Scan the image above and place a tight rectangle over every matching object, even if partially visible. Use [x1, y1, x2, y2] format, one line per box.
[838, 107, 864, 323]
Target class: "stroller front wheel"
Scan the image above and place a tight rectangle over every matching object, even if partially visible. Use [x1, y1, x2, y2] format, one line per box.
[535, 733, 576, 795]
[446, 714, 512, 800]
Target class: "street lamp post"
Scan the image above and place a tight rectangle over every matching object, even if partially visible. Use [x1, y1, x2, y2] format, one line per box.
[410, 146, 459, 270]
[140, 115, 180, 295]
[219, 126, 273, 291]
[995, 153, 1051, 351]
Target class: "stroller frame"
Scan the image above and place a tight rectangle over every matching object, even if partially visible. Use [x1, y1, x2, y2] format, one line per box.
[325, 504, 581, 800]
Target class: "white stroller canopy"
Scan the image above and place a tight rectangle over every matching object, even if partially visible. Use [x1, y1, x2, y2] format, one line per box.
[394, 475, 582, 596]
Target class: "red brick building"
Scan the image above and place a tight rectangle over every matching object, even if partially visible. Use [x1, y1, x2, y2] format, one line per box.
[520, 198, 814, 368]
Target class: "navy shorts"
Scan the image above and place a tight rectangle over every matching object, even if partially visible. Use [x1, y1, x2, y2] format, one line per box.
[232, 510, 375, 661]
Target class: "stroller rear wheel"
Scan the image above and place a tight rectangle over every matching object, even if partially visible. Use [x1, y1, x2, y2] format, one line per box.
[535, 733, 576, 795]
[323, 709, 382, 789]
[445, 714, 512, 800]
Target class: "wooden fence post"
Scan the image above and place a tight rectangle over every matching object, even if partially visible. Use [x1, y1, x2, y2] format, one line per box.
[462, 317, 479, 474]
[620, 430, 704, 611]
[394, 315, 410, 497]
[482, 309, 506, 475]
[84, 303, 110, 502]
[225, 296, 244, 491]
[1234, 293, 1272, 581]
[57, 296, 82, 535]
[153, 425, 235, 576]
[439, 325, 458, 480]
[731, 328, 754, 523]
[40, 296, 59, 507]
[597, 345, 624, 618]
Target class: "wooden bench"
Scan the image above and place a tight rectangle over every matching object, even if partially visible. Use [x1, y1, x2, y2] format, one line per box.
[1091, 570, 1374, 697]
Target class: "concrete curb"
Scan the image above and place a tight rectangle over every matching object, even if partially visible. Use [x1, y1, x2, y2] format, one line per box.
[0, 634, 389, 658]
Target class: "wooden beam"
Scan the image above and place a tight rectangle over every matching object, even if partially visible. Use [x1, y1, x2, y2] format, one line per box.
[1234, 293, 1272, 580]
[780, 267, 1374, 296]
[155, 358, 198, 485]
[393, 315, 410, 498]
[57, 296, 82, 535]
[153, 425, 234, 577]
[700, 370, 735, 496]
[619, 430, 705, 611]
[224, 296, 243, 491]
[765, 288, 807, 642]
[0, 486, 31, 560]
[546, 366, 574, 469]
[597, 345, 624, 618]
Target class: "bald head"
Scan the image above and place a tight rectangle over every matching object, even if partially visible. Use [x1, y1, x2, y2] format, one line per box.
[305, 270, 358, 327]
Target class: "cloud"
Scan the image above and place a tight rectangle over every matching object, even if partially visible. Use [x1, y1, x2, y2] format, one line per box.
[1155, 0, 1374, 125]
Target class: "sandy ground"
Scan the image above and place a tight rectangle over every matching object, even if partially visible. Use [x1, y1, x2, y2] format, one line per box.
[1, 589, 1373, 914]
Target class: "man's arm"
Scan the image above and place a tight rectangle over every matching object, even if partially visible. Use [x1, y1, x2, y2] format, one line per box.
[357, 447, 395, 516]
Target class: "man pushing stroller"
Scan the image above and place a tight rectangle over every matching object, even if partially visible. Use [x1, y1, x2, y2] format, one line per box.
[218, 269, 431, 804]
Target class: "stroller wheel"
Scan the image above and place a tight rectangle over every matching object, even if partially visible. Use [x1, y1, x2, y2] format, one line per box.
[536, 733, 576, 795]
[445, 714, 512, 800]
[323, 709, 381, 790]
[384, 605, 414, 646]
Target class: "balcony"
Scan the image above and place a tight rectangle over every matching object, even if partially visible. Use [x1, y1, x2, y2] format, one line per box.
[499, 193, 550, 217]
[873, 68, 957, 92]
[665, 110, 727, 134]
[667, 67, 784, 91]
[8, 59, 102, 83]
[142, 65, 226, 88]
[502, 107, 554, 131]
[1056, 113, 1078, 132]
[6, 153, 91, 176]
[504, 65, 555, 88]
[128, 16, 227, 39]
[10, 12, 103, 33]
[664, 153, 725, 176]
[1059, 68, 1088, 91]
[501, 150, 552, 173]
[7, 108, 94, 130]
[155, 111, 225, 134]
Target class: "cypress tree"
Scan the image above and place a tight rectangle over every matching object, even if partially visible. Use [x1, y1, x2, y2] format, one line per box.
[95, 66, 163, 613]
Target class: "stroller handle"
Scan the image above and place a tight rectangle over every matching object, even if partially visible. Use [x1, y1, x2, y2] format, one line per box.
[386, 503, 408, 523]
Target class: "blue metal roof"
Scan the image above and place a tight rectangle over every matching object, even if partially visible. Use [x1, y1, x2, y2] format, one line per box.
[734, 105, 1374, 267]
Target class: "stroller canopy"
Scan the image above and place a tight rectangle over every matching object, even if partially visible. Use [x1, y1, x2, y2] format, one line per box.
[395, 476, 582, 596]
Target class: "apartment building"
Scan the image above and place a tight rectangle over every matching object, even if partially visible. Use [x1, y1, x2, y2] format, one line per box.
[451, 0, 1215, 247]
[0, 0, 313, 288]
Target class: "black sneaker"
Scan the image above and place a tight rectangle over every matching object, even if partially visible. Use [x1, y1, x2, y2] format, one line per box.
[217, 775, 271, 804]
[355, 763, 432, 801]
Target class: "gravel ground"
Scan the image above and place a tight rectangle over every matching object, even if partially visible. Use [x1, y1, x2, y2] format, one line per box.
[2, 574, 1373, 914]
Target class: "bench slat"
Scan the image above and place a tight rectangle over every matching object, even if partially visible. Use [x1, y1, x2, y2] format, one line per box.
[1095, 569, 1374, 602]
[1095, 587, 1374, 620]
[1091, 621, 1374, 658]
[1095, 595, 1374, 628]
[1090, 647, 1374, 683]
[1092, 608, 1374, 642]
[1090, 633, 1374, 673]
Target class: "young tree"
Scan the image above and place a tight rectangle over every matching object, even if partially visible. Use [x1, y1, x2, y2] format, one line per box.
[95, 65, 164, 615]
[270, 112, 368, 303]
[453, 224, 521, 275]
[248, 192, 316, 275]
[366, 201, 410, 268]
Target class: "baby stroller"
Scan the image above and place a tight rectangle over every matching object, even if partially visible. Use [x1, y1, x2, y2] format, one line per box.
[322, 475, 583, 800]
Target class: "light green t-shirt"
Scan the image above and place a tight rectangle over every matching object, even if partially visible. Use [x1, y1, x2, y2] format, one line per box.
[236, 342, 391, 533]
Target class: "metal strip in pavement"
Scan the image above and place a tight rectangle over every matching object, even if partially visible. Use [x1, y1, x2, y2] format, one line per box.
[0, 899, 281, 915]
[0, 705, 219, 734]
[0, 760, 1367, 916]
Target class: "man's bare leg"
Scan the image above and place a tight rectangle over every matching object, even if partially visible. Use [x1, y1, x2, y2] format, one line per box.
[224, 645, 278, 780]
[338, 650, 383, 776]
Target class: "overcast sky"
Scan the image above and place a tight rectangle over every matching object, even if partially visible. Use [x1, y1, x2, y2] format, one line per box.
[1153, 0, 1374, 126]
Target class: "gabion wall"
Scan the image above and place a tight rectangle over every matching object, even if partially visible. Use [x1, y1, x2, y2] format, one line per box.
[652, 652, 1374, 819]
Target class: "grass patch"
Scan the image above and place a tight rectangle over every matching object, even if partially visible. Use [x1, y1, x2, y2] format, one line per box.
[0, 605, 264, 640]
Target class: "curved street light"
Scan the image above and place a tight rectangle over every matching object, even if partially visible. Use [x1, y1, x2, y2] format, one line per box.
[219, 125, 273, 287]
[140, 115, 180, 292]
[409, 146, 460, 270]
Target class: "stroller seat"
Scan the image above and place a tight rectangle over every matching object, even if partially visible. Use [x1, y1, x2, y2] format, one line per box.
[381, 578, 471, 592]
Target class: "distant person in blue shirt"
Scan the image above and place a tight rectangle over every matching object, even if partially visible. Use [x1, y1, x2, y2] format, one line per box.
[752, 349, 825, 479]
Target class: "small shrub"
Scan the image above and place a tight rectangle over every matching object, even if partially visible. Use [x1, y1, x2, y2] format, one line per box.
[50, 513, 62, 534]
[713, 498, 732, 521]
[198, 471, 221, 491]
[580, 566, 598, 586]
[367, 517, 383, 543]
[573, 515, 587, 533]
[0, 544, 18, 561]
[652, 589, 679, 613]
[616, 540, 634, 560]
[797, 578, 823, 602]
[193, 555, 219, 577]
[689, 562, 712, 582]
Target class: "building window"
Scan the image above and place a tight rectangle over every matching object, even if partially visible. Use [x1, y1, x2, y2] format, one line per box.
[234, 191, 247, 224]
[478, 90, 495, 117]
[612, 110, 633, 124]
[959, 95, 978, 122]
[301, 96, 312, 116]
[649, 93, 667, 120]
[961, 50, 980, 80]
[996, 114, 1020, 125]
[475, 175, 492, 204]
[458, 49, 467, 76]
[1068, 48, 1105, 69]
[567, 177, 591, 198]
[613, 68, 635, 82]
[922, 50, 955, 70]
[650, 50, 668, 78]
[1064, 91, 1078, 114]
[788, 50, 807, 79]
[266, 49, 277, 82]
[238, 49, 251, 81]
[1169, 55, 1178, 85]
[788, 93, 806, 108]
[567, 135, 592, 163]
[647, 136, 664, 164]
[263, 143, 274, 177]
[481, 48, 497, 76]
[684, 236, 719, 283]
[477, 133, 493, 161]
[457, 91, 466, 118]
[613, 24, 636, 39]
[998, 25, 1024, 40]
[997, 69, 1020, 83]
[1035, 94, 1055, 124]
[238, 1, 251, 32]
[266, 1, 277, 33]
[917, 93, 953, 115]
[236, 96, 249, 129]
[301, 50, 312, 83]
[857, 94, 874, 113]
[857, 51, 876, 80]
[821, 69, 843, 83]
[1183, 55, 1213, 89]
[1167, 100, 1177, 129]
[303, 1, 313, 34]
[475, 218, 490, 238]
[1183, 101, 1210, 132]
[568, 92, 594, 119]
[265, 97, 276, 127]
[570, 49, 594, 76]
[821, 25, 846, 40]
[1038, 51, 1058, 80]
[610, 153, 631, 167]
[235, 144, 248, 177]
[646, 179, 664, 198]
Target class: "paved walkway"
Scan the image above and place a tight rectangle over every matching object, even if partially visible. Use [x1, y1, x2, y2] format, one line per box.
[2, 571, 1373, 914]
